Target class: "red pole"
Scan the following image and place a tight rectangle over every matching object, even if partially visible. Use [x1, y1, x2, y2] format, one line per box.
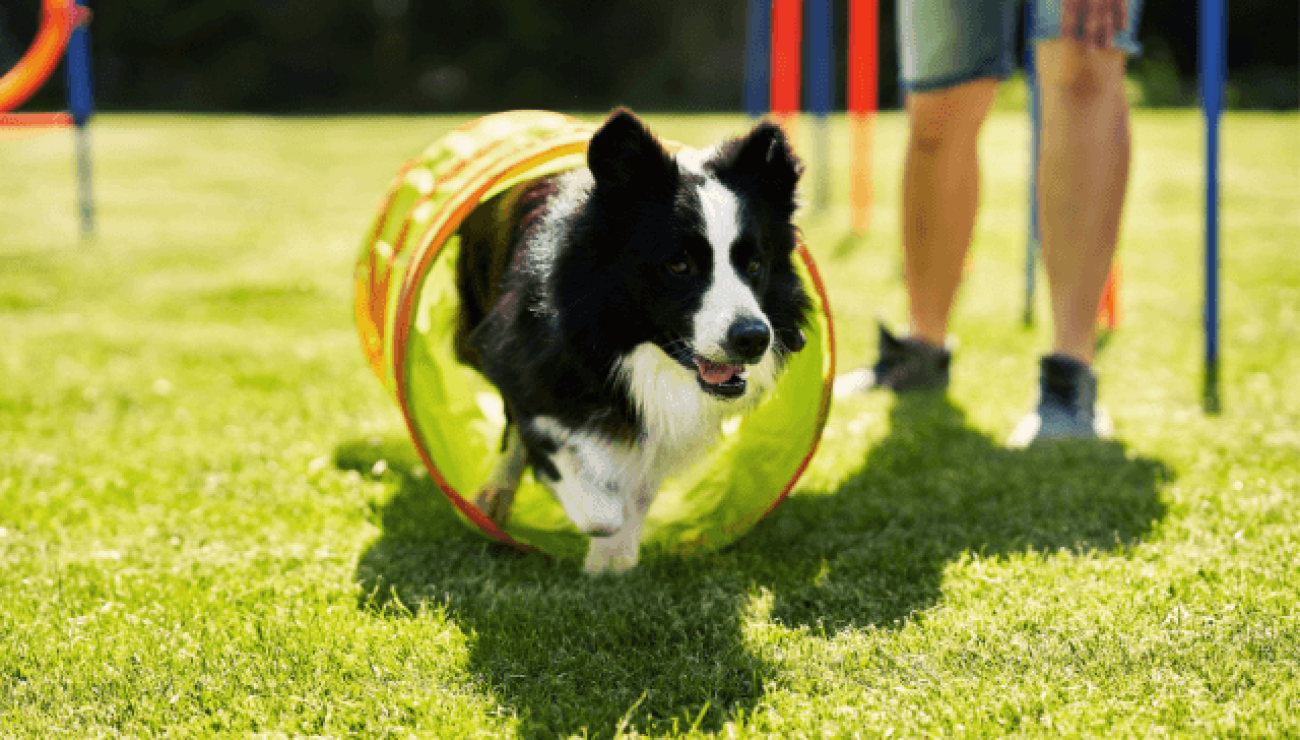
[770, 0, 802, 135]
[848, 0, 877, 234]
[847, 0, 877, 116]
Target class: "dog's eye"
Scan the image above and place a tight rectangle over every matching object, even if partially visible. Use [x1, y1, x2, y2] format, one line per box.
[667, 257, 691, 276]
[746, 260, 763, 278]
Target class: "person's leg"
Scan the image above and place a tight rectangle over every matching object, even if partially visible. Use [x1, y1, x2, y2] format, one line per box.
[1005, 0, 1142, 445]
[1035, 40, 1131, 365]
[835, 82, 1000, 396]
[834, 0, 1017, 396]
[903, 80, 1001, 347]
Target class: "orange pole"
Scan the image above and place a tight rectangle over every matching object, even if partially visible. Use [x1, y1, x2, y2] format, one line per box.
[1098, 264, 1121, 331]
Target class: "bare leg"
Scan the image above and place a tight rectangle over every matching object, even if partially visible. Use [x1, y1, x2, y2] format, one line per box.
[1036, 40, 1131, 364]
[902, 79, 1001, 346]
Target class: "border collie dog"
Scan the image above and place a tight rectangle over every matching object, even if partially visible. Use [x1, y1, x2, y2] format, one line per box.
[454, 109, 810, 573]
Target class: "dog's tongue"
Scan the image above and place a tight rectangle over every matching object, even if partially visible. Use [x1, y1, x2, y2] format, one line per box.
[694, 356, 742, 385]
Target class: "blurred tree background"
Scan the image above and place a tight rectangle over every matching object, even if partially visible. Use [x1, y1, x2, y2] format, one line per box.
[1, 0, 1296, 112]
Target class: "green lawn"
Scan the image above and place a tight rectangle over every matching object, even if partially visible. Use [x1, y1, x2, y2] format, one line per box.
[1, 112, 1297, 738]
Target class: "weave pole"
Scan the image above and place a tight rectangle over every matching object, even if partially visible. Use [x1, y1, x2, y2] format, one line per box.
[770, 0, 802, 135]
[807, 0, 833, 210]
[1023, 2, 1042, 326]
[743, 0, 772, 117]
[745, 0, 876, 228]
[66, 0, 94, 237]
[847, 0, 877, 235]
[1201, 0, 1226, 413]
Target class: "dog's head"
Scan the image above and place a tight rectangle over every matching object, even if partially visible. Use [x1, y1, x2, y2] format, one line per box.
[578, 108, 811, 401]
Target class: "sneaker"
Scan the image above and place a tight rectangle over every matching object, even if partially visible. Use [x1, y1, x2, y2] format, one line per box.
[834, 322, 951, 397]
[1007, 354, 1114, 447]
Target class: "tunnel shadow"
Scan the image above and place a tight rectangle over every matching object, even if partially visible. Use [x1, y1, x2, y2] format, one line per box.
[344, 393, 1170, 737]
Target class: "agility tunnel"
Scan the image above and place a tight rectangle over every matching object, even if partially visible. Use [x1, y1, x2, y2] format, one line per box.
[355, 111, 835, 560]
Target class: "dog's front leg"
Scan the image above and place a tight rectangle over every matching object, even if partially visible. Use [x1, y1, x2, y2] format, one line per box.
[583, 482, 656, 575]
[542, 461, 626, 538]
[473, 425, 527, 526]
[525, 418, 628, 537]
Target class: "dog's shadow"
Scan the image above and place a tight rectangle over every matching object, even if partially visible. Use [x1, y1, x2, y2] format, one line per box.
[346, 393, 1170, 738]
[346, 438, 768, 738]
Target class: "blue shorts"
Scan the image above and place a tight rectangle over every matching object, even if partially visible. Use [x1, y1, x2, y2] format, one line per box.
[899, 0, 1144, 93]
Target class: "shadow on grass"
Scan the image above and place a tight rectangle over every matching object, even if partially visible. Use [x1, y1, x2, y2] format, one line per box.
[732, 393, 1172, 631]
[342, 437, 765, 738]
[343, 393, 1170, 738]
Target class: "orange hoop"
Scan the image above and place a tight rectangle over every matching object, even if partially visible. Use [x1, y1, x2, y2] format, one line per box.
[0, 0, 87, 113]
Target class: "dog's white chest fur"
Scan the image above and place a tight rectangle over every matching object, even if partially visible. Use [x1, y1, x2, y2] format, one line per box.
[616, 343, 733, 475]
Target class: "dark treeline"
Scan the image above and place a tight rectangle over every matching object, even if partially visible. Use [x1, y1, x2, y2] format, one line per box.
[1, 0, 1296, 113]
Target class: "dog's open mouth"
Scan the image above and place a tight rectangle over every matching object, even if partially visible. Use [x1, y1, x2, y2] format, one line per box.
[693, 354, 747, 398]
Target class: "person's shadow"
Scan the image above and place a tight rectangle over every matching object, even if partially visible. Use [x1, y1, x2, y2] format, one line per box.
[346, 393, 1170, 738]
[730, 393, 1171, 631]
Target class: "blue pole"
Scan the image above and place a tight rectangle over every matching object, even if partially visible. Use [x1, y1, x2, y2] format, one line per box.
[807, 0, 832, 209]
[743, 0, 772, 118]
[66, 0, 95, 238]
[1023, 1, 1041, 327]
[1201, 0, 1225, 412]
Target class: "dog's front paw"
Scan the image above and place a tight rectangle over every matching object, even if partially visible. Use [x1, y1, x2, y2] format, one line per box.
[583, 536, 640, 575]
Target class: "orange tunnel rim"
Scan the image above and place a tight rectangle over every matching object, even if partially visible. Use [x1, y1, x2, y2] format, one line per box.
[0, 0, 81, 114]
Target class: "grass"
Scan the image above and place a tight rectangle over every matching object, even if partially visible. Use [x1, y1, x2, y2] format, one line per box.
[1, 111, 1297, 738]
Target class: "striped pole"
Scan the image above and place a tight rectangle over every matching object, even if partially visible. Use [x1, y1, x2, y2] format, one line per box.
[1201, 0, 1226, 413]
[807, 0, 833, 210]
[847, 0, 877, 235]
[743, 0, 772, 117]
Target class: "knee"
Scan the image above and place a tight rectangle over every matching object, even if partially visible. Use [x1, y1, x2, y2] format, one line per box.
[1039, 42, 1126, 104]
[906, 80, 998, 155]
[910, 122, 978, 156]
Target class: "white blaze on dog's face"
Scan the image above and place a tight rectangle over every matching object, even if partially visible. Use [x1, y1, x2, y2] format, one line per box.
[691, 175, 772, 366]
[666, 149, 785, 404]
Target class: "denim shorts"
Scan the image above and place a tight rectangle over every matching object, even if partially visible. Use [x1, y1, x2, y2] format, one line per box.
[899, 0, 1144, 93]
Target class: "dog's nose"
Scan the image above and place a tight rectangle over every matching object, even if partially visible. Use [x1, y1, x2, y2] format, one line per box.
[725, 318, 771, 362]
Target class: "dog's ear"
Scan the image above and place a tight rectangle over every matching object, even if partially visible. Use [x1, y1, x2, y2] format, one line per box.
[713, 121, 803, 215]
[587, 108, 676, 192]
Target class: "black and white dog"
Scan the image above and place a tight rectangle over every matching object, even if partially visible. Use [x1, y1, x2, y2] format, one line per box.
[454, 109, 810, 573]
